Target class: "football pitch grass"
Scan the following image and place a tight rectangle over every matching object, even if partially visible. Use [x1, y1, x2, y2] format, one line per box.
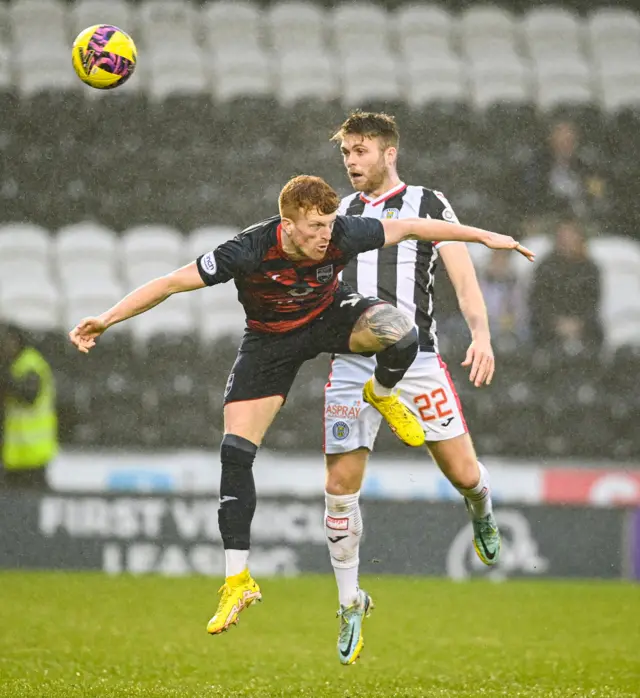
[0, 573, 638, 697]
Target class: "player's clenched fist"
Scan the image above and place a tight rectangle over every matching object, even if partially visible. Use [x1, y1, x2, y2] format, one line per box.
[69, 316, 108, 353]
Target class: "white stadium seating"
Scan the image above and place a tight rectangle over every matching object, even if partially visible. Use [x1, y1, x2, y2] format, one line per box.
[521, 7, 585, 61]
[459, 5, 517, 45]
[404, 53, 466, 108]
[0, 0, 639, 352]
[211, 45, 272, 102]
[0, 277, 60, 332]
[70, 0, 134, 39]
[275, 49, 337, 105]
[202, 0, 262, 52]
[468, 55, 532, 110]
[0, 0, 637, 112]
[188, 226, 240, 262]
[331, 3, 391, 55]
[340, 51, 401, 105]
[121, 225, 185, 267]
[266, 2, 327, 51]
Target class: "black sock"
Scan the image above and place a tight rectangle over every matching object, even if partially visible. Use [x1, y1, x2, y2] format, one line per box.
[218, 434, 258, 550]
[374, 326, 419, 389]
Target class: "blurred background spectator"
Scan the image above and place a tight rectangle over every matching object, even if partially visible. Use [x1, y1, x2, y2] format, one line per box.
[523, 120, 608, 226]
[0, 323, 58, 489]
[479, 250, 529, 352]
[529, 218, 603, 354]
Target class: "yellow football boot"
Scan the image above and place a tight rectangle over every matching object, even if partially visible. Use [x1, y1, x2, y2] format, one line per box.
[362, 378, 425, 447]
[206, 569, 262, 635]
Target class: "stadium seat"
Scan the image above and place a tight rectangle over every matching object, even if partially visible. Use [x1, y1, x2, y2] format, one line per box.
[147, 46, 209, 101]
[587, 8, 640, 54]
[600, 273, 640, 351]
[589, 236, 640, 274]
[275, 50, 337, 105]
[394, 4, 454, 47]
[399, 34, 452, 63]
[196, 297, 246, 343]
[534, 57, 594, 111]
[55, 221, 119, 267]
[128, 292, 196, 345]
[70, 0, 134, 39]
[606, 314, 640, 352]
[0, 3, 9, 39]
[0, 277, 60, 332]
[340, 52, 401, 106]
[458, 6, 517, 45]
[468, 55, 532, 110]
[463, 36, 521, 63]
[10, 0, 66, 38]
[0, 223, 52, 265]
[265, 2, 327, 51]
[521, 7, 584, 61]
[597, 63, 640, 113]
[61, 278, 124, 330]
[123, 260, 178, 291]
[188, 226, 241, 261]
[15, 44, 80, 96]
[121, 225, 185, 268]
[211, 46, 272, 102]
[0, 45, 11, 93]
[404, 54, 466, 109]
[138, 0, 198, 38]
[202, 1, 262, 51]
[331, 3, 390, 55]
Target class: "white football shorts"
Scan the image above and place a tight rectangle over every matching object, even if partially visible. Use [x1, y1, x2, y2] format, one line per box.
[324, 352, 468, 454]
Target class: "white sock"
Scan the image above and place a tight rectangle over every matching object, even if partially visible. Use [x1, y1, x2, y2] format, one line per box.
[325, 491, 363, 607]
[457, 461, 493, 519]
[225, 549, 249, 578]
[372, 375, 392, 397]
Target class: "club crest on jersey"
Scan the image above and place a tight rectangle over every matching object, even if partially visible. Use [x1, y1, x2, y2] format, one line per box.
[384, 208, 400, 219]
[316, 264, 334, 283]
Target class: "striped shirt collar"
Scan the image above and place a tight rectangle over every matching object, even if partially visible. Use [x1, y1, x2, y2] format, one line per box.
[359, 181, 407, 207]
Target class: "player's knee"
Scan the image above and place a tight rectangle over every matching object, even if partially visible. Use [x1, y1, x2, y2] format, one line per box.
[441, 456, 480, 490]
[377, 325, 418, 368]
[325, 453, 366, 495]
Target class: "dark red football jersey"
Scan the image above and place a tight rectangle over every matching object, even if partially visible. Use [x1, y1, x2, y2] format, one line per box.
[196, 215, 385, 333]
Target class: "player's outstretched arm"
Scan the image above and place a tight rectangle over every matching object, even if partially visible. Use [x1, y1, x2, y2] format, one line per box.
[381, 218, 535, 262]
[69, 262, 205, 353]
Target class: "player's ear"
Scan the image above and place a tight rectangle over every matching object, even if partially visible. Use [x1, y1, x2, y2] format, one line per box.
[280, 215, 293, 234]
[385, 146, 397, 167]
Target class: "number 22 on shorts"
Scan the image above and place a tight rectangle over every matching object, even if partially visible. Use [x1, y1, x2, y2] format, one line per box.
[413, 389, 453, 422]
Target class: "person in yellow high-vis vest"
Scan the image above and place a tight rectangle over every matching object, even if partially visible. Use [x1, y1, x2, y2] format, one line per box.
[0, 324, 58, 490]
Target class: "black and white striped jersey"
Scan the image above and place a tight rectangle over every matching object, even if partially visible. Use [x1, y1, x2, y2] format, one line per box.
[339, 182, 459, 353]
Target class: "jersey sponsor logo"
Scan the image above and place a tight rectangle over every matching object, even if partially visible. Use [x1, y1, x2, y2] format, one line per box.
[384, 208, 400, 219]
[224, 373, 234, 398]
[316, 264, 334, 283]
[326, 515, 349, 530]
[332, 421, 350, 440]
[326, 402, 361, 421]
[201, 251, 217, 275]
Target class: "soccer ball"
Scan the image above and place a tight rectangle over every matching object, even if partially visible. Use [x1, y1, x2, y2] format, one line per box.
[72, 25, 137, 90]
